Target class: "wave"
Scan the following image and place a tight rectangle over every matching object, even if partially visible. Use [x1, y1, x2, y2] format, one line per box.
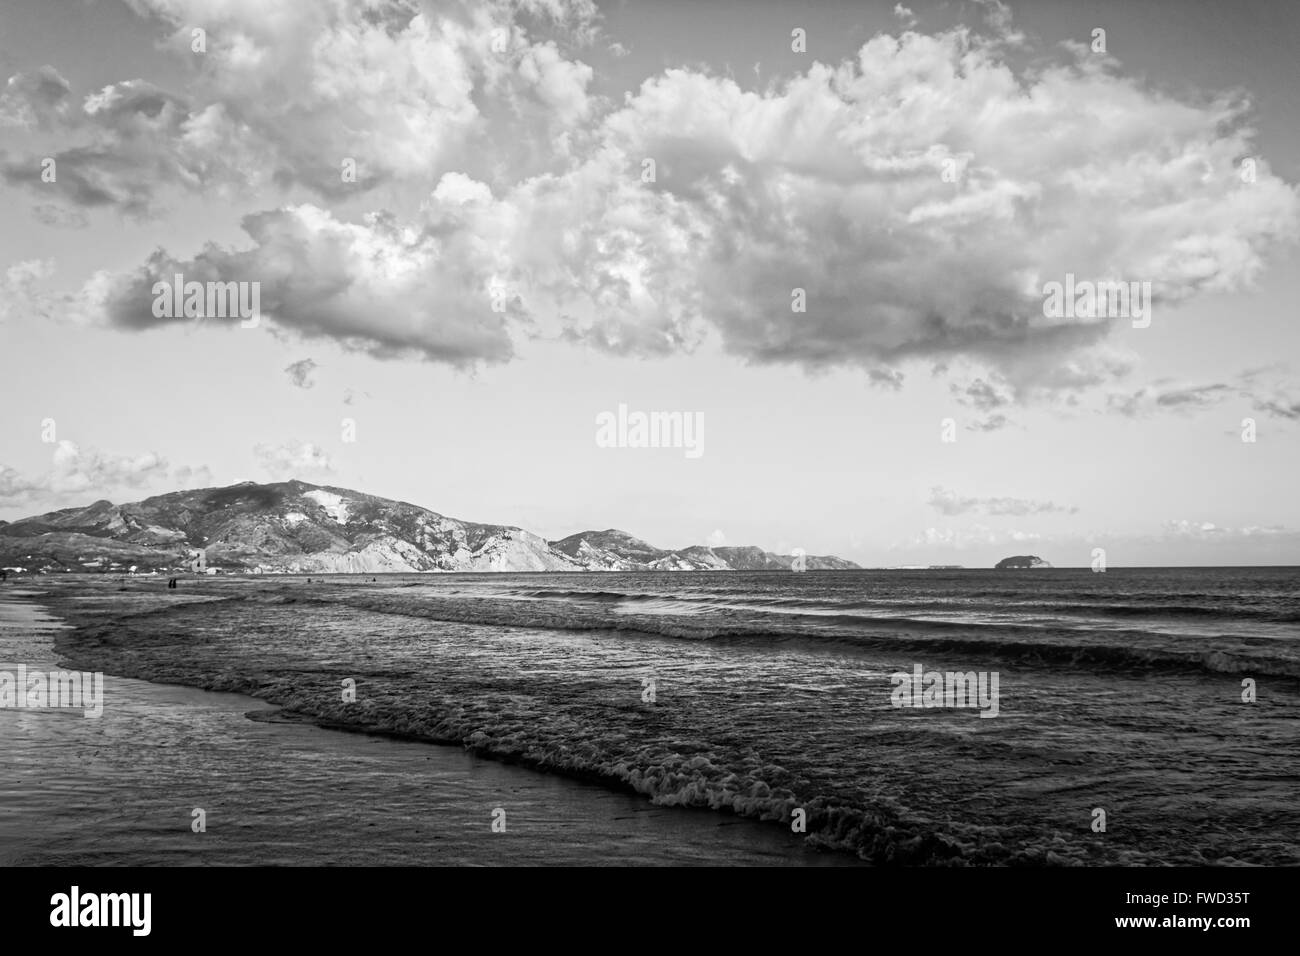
[512, 589, 669, 603]
[284, 591, 1300, 680]
[44, 626, 1097, 865]
[499, 587, 1300, 624]
[41, 582, 1298, 866]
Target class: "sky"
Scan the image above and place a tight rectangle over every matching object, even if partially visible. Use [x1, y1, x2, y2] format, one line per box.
[0, 0, 1298, 567]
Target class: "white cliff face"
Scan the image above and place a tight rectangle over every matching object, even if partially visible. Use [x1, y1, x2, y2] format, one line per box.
[303, 489, 350, 524]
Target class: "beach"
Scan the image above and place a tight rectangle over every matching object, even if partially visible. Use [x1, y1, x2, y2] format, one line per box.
[6, 568, 1299, 865]
[0, 586, 856, 866]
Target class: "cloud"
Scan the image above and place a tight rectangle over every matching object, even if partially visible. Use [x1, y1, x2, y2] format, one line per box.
[0, 65, 74, 128]
[253, 440, 334, 480]
[897, 524, 1042, 550]
[705, 529, 727, 547]
[965, 413, 1012, 432]
[1254, 398, 1300, 420]
[929, 486, 1077, 516]
[1161, 519, 1287, 539]
[285, 358, 319, 389]
[170, 464, 214, 489]
[0, 441, 200, 507]
[0, 1, 601, 212]
[20, 6, 1300, 383]
[1106, 371, 1299, 420]
[954, 377, 1012, 411]
[867, 368, 905, 390]
[92, 201, 518, 365]
[544, 20, 1296, 381]
[0, 76, 240, 216]
[30, 203, 89, 229]
[1156, 384, 1235, 409]
[0, 259, 55, 322]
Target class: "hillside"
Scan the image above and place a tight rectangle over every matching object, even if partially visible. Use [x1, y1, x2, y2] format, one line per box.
[0, 480, 860, 574]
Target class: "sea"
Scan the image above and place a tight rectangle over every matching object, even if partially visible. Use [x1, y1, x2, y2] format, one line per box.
[2, 566, 1297, 865]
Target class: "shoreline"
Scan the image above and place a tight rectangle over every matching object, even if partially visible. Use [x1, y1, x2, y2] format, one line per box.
[19, 573, 1300, 866]
[1, 587, 858, 866]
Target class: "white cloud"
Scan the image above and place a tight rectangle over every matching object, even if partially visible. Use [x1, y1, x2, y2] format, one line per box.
[929, 486, 1078, 517]
[0, 441, 201, 507]
[253, 440, 334, 480]
[18, 9, 1300, 389]
[2, 0, 599, 209]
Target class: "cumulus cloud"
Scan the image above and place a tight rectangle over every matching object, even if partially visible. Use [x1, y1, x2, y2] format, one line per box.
[929, 486, 1077, 517]
[550, 23, 1296, 381]
[17, 4, 1300, 383]
[0, 0, 600, 212]
[0, 76, 244, 216]
[93, 201, 518, 364]
[253, 440, 334, 480]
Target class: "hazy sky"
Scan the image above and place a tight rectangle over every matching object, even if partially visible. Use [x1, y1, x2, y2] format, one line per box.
[1, 0, 1298, 567]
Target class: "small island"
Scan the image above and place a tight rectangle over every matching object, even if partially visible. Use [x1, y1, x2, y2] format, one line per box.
[995, 555, 1053, 569]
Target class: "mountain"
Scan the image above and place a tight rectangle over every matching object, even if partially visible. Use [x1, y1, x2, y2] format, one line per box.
[0, 480, 860, 574]
[995, 555, 1053, 569]
[548, 530, 857, 572]
[550, 529, 664, 570]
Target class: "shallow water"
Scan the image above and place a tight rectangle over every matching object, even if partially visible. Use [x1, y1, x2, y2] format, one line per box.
[15, 570, 1300, 865]
[0, 590, 855, 866]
